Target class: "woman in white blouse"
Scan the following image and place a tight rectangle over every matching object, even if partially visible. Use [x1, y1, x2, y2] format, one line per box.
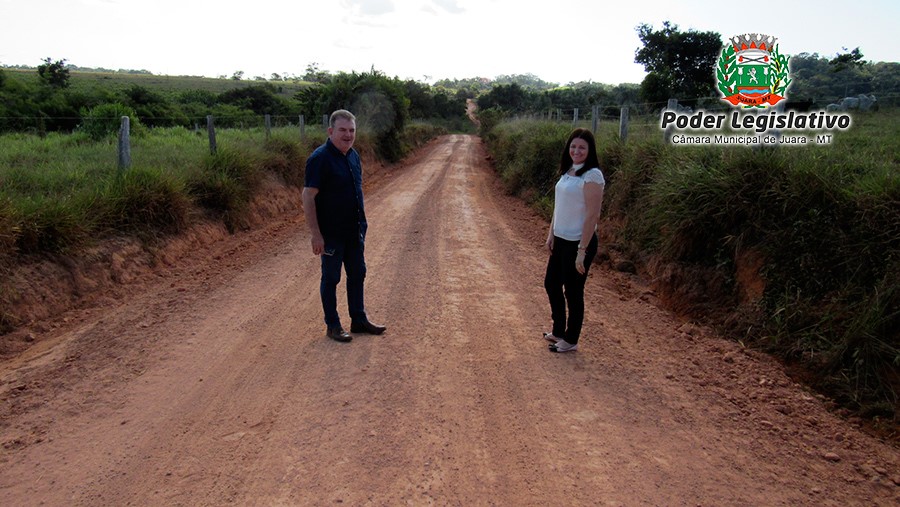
[543, 128, 605, 353]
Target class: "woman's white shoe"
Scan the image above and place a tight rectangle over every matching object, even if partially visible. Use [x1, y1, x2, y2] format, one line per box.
[543, 332, 562, 343]
[549, 339, 578, 353]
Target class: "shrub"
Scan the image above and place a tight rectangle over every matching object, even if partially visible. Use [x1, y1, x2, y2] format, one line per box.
[208, 104, 257, 129]
[188, 149, 261, 232]
[0, 196, 15, 333]
[262, 137, 306, 188]
[79, 103, 142, 141]
[14, 195, 94, 254]
[403, 122, 447, 151]
[486, 120, 570, 198]
[101, 168, 191, 234]
[476, 107, 505, 137]
[0, 196, 16, 258]
[0, 195, 17, 282]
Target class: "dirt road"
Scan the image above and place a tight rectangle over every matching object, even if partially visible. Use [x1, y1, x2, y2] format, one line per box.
[1, 135, 898, 506]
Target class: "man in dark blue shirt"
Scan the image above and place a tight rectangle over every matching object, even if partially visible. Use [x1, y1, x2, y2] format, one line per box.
[302, 109, 386, 342]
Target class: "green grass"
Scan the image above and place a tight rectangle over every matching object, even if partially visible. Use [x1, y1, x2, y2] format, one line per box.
[0, 124, 329, 254]
[0, 119, 444, 257]
[483, 109, 900, 420]
[484, 121, 571, 212]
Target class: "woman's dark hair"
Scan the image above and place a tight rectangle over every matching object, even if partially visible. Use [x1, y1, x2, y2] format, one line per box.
[559, 128, 600, 177]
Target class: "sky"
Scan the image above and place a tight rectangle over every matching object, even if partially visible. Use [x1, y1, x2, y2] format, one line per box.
[1, 0, 898, 86]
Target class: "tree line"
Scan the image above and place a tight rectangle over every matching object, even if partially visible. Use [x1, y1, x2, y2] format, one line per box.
[475, 22, 899, 116]
[0, 62, 470, 162]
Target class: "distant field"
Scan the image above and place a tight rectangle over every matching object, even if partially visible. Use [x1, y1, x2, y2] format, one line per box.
[4, 69, 313, 98]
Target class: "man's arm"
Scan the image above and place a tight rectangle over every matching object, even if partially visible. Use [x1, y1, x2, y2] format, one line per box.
[301, 187, 325, 255]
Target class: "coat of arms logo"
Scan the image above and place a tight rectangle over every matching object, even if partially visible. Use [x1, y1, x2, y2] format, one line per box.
[717, 33, 791, 108]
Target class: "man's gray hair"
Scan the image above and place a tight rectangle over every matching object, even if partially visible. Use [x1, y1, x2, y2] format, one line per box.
[329, 109, 356, 128]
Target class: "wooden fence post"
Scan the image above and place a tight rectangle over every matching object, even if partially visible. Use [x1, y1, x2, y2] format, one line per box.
[265, 114, 272, 140]
[207, 115, 217, 155]
[323, 114, 328, 128]
[591, 105, 599, 133]
[664, 98, 678, 143]
[117, 116, 131, 171]
[573, 108, 579, 127]
[299, 114, 305, 140]
[619, 106, 630, 144]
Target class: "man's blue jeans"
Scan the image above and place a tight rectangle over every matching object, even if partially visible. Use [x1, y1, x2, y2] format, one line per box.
[320, 235, 367, 329]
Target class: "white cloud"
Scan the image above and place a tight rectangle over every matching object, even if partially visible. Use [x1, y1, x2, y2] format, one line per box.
[431, 0, 464, 14]
[342, 0, 396, 16]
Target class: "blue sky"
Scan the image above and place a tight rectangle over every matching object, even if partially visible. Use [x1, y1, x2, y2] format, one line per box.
[1, 0, 897, 85]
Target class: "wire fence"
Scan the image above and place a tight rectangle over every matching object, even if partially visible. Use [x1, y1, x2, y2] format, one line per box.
[0, 113, 331, 136]
[115, 114, 325, 169]
[4, 90, 898, 171]
[504, 90, 899, 145]
[511, 92, 900, 123]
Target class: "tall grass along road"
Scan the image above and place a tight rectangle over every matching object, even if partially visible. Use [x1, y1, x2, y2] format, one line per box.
[1, 135, 898, 505]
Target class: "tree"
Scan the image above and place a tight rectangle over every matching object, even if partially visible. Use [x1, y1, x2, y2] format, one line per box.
[432, 89, 461, 119]
[231, 70, 244, 81]
[219, 83, 290, 115]
[404, 80, 436, 118]
[493, 73, 558, 90]
[830, 47, 866, 72]
[433, 76, 494, 94]
[477, 83, 532, 113]
[782, 52, 899, 107]
[634, 22, 721, 106]
[37, 57, 71, 88]
[541, 83, 612, 111]
[870, 61, 900, 107]
[303, 62, 329, 83]
[122, 84, 187, 128]
[79, 103, 141, 140]
[296, 69, 410, 161]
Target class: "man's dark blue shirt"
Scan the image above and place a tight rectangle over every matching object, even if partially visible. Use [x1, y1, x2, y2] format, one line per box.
[304, 138, 367, 240]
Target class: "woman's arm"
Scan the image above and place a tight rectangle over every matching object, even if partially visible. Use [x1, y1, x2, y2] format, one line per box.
[575, 181, 605, 274]
[546, 215, 555, 253]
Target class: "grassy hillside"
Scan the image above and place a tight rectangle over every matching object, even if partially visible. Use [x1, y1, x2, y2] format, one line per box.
[4, 69, 312, 98]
